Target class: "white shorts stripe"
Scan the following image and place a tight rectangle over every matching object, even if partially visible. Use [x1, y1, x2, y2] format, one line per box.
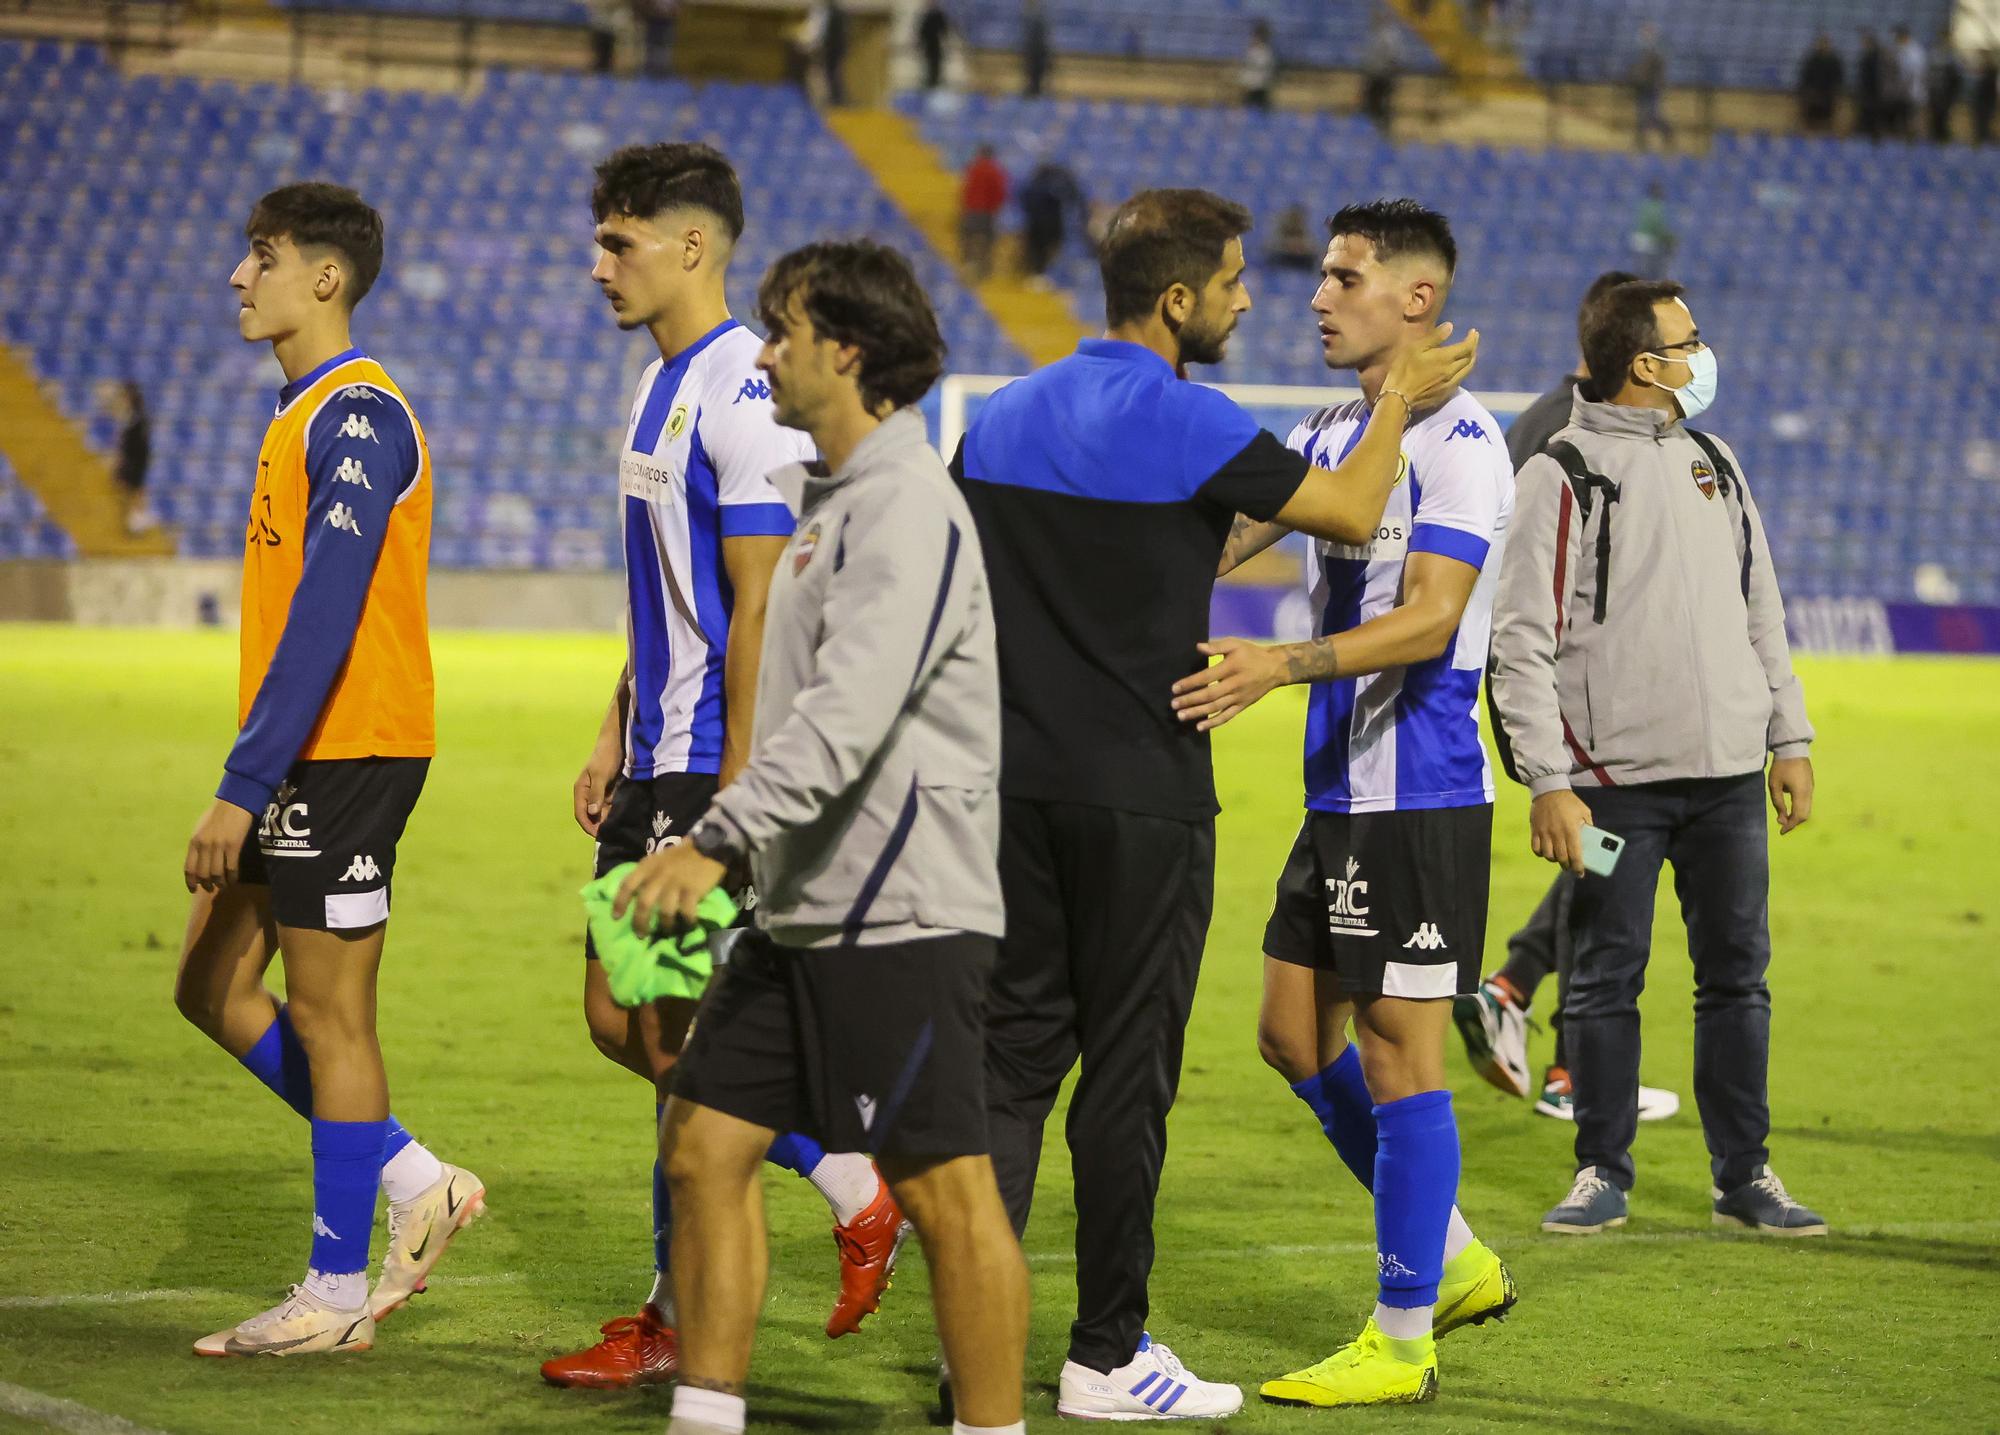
[1381, 960, 1459, 999]
[324, 888, 390, 929]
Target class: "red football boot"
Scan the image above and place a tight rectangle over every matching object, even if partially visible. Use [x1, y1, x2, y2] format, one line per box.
[539, 1304, 679, 1387]
[826, 1183, 911, 1338]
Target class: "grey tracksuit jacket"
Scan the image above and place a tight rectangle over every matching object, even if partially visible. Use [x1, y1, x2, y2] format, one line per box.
[1489, 392, 1813, 797]
[703, 408, 1005, 948]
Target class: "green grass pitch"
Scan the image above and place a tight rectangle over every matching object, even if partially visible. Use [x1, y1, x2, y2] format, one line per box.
[2, 626, 1996, 1433]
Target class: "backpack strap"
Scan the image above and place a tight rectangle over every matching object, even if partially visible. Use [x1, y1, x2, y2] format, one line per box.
[1546, 439, 1621, 624]
[1686, 428, 1753, 600]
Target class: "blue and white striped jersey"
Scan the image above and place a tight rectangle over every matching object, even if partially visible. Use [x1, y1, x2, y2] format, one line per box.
[1289, 389, 1515, 813]
[619, 319, 808, 779]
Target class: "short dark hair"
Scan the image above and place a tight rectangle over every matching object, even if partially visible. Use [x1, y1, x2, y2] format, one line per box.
[1578, 268, 1640, 347]
[591, 142, 745, 241]
[245, 182, 384, 309]
[1097, 188, 1253, 328]
[756, 240, 946, 413]
[1580, 278, 1684, 398]
[1326, 198, 1457, 278]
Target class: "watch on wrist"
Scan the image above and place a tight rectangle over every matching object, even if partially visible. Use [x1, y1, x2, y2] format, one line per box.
[688, 819, 741, 865]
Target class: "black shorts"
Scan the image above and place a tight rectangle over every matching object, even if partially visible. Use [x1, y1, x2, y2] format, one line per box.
[1263, 805, 1491, 999]
[673, 928, 996, 1157]
[236, 757, 429, 931]
[586, 772, 729, 961]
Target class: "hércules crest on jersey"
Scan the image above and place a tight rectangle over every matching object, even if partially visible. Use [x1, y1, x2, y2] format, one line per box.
[792, 521, 821, 575]
[1691, 458, 1716, 499]
[666, 404, 691, 440]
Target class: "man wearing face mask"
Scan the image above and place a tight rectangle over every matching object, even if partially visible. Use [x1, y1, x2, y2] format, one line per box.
[1489, 279, 1827, 1240]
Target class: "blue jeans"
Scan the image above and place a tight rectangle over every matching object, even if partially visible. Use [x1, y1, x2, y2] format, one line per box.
[1565, 773, 1772, 1192]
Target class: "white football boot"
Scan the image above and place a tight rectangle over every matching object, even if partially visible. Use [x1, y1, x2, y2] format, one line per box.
[1057, 1333, 1243, 1420]
[194, 1284, 373, 1357]
[370, 1162, 487, 1320]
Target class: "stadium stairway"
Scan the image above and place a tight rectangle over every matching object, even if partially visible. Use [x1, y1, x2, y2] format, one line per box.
[1383, 0, 1524, 93]
[825, 107, 1087, 369]
[0, 344, 174, 557]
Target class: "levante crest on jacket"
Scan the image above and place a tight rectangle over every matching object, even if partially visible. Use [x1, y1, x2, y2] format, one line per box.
[1691, 457, 1717, 499]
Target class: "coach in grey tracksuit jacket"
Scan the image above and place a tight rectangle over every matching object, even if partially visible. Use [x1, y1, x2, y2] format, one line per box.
[1490, 388, 1813, 1197]
[698, 407, 1004, 947]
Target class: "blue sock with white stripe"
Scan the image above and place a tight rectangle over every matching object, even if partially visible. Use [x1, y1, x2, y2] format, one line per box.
[1288, 1046, 1378, 1190]
[1372, 1090, 1458, 1315]
[238, 1009, 417, 1164]
[308, 1118, 387, 1298]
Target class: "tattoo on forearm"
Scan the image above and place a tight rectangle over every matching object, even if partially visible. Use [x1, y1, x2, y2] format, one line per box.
[1221, 514, 1258, 569]
[1283, 637, 1340, 684]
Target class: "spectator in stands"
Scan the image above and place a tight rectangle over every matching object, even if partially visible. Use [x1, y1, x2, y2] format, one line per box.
[1974, 50, 1999, 144]
[1629, 23, 1670, 150]
[1361, 11, 1401, 133]
[586, 0, 623, 74]
[1630, 183, 1675, 277]
[1853, 31, 1888, 138]
[1022, 0, 1051, 98]
[1267, 203, 1320, 272]
[1889, 26, 1925, 138]
[1018, 157, 1083, 282]
[959, 144, 1007, 281]
[1240, 20, 1277, 110]
[636, 0, 675, 78]
[918, 0, 952, 91]
[817, 0, 850, 106]
[1796, 33, 1843, 134]
[1928, 33, 1963, 143]
[101, 379, 155, 536]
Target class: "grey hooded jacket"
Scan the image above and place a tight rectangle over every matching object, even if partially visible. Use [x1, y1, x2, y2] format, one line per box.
[701, 408, 1005, 948]
[1489, 392, 1812, 797]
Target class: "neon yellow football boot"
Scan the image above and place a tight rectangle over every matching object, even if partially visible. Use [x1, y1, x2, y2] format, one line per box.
[1434, 1238, 1519, 1336]
[1258, 1320, 1438, 1408]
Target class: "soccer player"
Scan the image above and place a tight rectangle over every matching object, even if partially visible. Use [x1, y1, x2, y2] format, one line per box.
[1173, 200, 1517, 1408]
[541, 143, 904, 1390]
[612, 238, 1028, 1435]
[177, 182, 480, 1356]
[955, 188, 1474, 1422]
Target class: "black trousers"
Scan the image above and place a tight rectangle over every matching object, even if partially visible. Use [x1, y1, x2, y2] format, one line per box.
[984, 797, 1214, 1373]
[1497, 870, 1576, 1069]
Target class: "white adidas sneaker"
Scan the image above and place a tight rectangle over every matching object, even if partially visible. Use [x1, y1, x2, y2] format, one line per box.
[193, 1284, 373, 1357]
[1057, 1333, 1242, 1420]
[370, 1162, 487, 1320]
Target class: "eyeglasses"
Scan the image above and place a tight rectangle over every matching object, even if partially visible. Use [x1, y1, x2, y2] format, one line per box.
[1654, 337, 1706, 354]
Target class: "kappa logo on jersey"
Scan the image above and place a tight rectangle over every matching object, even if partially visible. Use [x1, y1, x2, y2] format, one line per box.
[1403, 923, 1448, 951]
[733, 377, 772, 404]
[340, 386, 382, 403]
[792, 521, 822, 576]
[340, 854, 382, 883]
[248, 483, 282, 546]
[666, 404, 691, 440]
[336, 411, 378, 442]
[334, 456, 372, 489]
[327, 502, 364, 537]
[259, 782, 318, 857]
[1445, 418, 1488, 442]
[1691, 458, 1717, 500]
[1324, 856, 1379, 938]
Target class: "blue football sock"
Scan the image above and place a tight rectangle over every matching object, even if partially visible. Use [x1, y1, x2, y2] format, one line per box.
[240, 1009, 417, 1163]
[1289, 1045, 1379, 1191]
[763, 1131, 827, 1177]
[1372, 1089, 1459, 1310]
[653, 1102, 672, 1274]
[309, 1118, 388, 1277]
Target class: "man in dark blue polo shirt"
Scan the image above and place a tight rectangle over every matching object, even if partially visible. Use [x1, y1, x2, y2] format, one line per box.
[950, 187, 1476, 1421]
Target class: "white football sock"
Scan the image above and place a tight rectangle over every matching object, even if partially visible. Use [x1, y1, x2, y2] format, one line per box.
[954, 1422, 1026, 1434]
[1443, 1206, 1476, 1264]
[810, 1152, 883, 1225]
[381, 1140, 445, 1206]
[1373, 1301, 1432, 1342]
[304, 1268, 367, 1310]
[647, 1269, 676, 1322]
[669, 1385, 746, 1434]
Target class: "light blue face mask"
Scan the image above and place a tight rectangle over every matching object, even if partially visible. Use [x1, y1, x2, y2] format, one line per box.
[1646, 345, 1718, 420]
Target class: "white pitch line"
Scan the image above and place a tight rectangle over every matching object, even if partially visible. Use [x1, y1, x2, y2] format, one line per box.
[0, 1380, 171, 1435]
[0, 1271, 524, 1311]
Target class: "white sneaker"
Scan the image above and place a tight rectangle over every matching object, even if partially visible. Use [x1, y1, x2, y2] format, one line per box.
[1057, 1333, 1243, 1420]
[193, 1284, 373, 1357]
[1636, 1085, 1681, 1122]
[369, 1163, 487, 1320]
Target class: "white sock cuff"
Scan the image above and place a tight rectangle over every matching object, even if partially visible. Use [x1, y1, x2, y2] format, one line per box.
[1373, 1299, 1434, 1341]
[1443, 1205, 1476, 1264]
[953, 1422, 1026, 1435]
[671, 1386, 746, 1434]
[380, 1140, 445, 1205]
[810, 1151, 885, 1226]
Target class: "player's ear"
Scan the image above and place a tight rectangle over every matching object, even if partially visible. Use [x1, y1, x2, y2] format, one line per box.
[1406, 277, 1436, 322]
[682, 225, 705, 272]
[313, 259, 342, 307]
[1162, 283, 1193, 326]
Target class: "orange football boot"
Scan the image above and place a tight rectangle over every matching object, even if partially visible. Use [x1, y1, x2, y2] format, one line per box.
[825, 1183, 910, 1338]
[540, 1304, 679, 1387]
